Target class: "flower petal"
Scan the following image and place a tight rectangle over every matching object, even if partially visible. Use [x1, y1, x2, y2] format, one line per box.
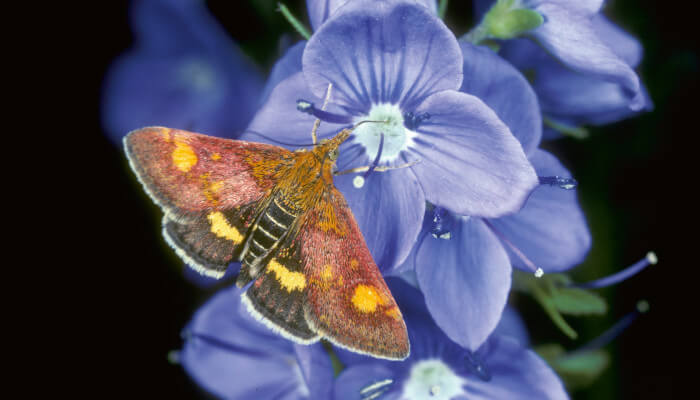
[334, 158, 425, 272]
[180, 287, 314, 399]
[303, 0, 462, 111]
[307, 0, 438, 31]
[334, 363, 400, 400]
[259, 41, 306, 107]
[493, 306, 530, 347]
[540, 0, 603, 14]
[416, 218, 511, 350]
[591, 14, 643, 67]
[244, 72, 343, 146]
[531, 2, 644, 110]
[465, 335, 568, 400]
[410, 90, 538, 218]
[533, 58, 652, 125]
[306, 0, 340, 32]
[101, 0, 263, 144]
[459, 42, 541, 155]
[489, 149, 591, 272]
[294, 344, 334, 400]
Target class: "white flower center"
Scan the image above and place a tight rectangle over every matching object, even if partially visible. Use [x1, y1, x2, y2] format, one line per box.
[353, 103, 415, 163]
[178, 59, 217, 92]
[402, 359, 466, 400]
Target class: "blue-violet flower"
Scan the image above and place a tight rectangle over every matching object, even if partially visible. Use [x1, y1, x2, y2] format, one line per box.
[245, 0, 537, 273]
[328, 278, 569, 400]
[101, 0, 264, 144]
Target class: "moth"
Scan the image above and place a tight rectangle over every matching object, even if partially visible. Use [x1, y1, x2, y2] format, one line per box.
[124, 125, 409, 360]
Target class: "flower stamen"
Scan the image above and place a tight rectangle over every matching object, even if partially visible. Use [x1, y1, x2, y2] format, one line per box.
[430, 206, 454, 240]
[364, 132, 385, 178]
[403, 111, 431, 130]
[570, 252, 657, 289]
[566, 300, 649, 357]
[360, 379, 394, 400]
[484, 219, 544, 278]
[296, 99, 353, 124]
[538, 176, 578, 190]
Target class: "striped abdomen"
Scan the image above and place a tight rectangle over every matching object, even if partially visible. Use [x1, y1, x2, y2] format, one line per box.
[235, 195, 299, 286]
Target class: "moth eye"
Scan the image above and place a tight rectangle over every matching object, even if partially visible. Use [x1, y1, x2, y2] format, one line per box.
[329, 149, 339, 160]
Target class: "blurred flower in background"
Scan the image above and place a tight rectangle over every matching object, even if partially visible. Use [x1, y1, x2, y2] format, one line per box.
[471, 0, 652, 138]
[101, 0, 263, 144]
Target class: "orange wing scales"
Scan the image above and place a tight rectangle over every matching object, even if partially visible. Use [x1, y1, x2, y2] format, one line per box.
[125, 126, 409, 360]
[297, 188, 409, 360]
[124, 127, 288, 221]
[124, 127, 288, 277]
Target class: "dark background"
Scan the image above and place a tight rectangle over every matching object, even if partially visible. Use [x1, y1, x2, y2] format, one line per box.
[80, 0, 688, 398]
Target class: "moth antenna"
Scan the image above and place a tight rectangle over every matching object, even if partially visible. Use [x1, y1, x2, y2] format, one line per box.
[351, 119, 390, 130]
[311, 83, 334, 145]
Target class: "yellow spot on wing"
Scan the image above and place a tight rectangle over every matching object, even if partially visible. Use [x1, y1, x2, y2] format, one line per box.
[172, 138, 198, 172]
[352, 284, 387, 313]
[211, 152, 221, 161]
[207, 211, 243, 244]
[200, 173, 225, 205]
[210, 180, 224, 193]
[267, 259, 306, 292]
[321, 264, 334, 281]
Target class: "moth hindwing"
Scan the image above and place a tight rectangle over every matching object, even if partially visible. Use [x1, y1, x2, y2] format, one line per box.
[124, 126, 409, 360]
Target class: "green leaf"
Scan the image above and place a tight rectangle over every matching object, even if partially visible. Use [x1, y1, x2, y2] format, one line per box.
[531, 283, 579, 339]
[483, 0, 544, 40]
[549, 287, 608, 316]
[555, 350, 610, 389]
[535, 343, 566, 364]
[535, 345, 610, 389]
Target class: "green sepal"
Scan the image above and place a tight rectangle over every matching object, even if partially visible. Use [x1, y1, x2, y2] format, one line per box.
[549, 287, 607, 316]
[483, 0, 544, 40]
[536, 344, 610, 390]
[513, 271, 608, 339]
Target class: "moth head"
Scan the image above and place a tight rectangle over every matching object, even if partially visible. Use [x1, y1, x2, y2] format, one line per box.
[317, 129, 351, 162]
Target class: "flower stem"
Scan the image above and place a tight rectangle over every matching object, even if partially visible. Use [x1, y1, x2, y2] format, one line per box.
[278, 2, 311, 40]
[438, 0, 449, 19]
[543, 116, 590, 139]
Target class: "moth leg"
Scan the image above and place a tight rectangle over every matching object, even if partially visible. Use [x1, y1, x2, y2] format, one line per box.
[310, 83, 333, 145]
